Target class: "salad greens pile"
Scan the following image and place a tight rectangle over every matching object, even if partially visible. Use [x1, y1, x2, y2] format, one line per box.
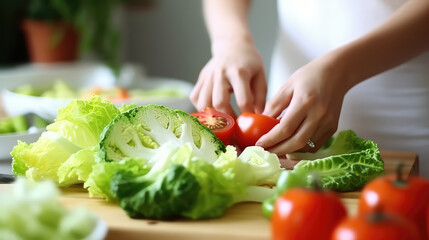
[85, 105, 282, 219]
[0, 178, 99, 240]
[10, 97, 384, 220]
[10, 100, 282, 219]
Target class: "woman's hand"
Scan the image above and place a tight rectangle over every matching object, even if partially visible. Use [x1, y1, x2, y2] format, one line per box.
[256, 53, 350, 155]
[190, 38, 267, 117]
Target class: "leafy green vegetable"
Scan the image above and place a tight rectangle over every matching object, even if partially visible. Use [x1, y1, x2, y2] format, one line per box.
[57, 146, 98, 187]
[262, 130, 384, 218]
[86, 105, 282, 220]
[98, 104, 225, 163]
[11, 96, 125, 185]
[112, 164, 201, 219]
[87, 143, 279, 220]
[0, 178, 99, 240]
[85, 157, 150, 200]
[287, 130, 384, 191]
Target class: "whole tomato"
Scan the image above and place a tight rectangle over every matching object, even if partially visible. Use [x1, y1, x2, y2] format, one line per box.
[271, 187, 346, 240]
[191, 107, 235, 145]
[331, 209, 421, 240]
[235, 112, 279, 149]
[358, 165, 429, 240]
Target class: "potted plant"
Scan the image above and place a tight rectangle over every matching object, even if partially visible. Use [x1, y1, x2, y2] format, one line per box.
[22, 0, 126, 73]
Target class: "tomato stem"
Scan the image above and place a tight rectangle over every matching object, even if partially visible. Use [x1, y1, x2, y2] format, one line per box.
[394, 162, 407, 187]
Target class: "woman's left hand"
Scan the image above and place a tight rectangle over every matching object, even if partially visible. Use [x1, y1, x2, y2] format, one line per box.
[256, 53, 351, 155]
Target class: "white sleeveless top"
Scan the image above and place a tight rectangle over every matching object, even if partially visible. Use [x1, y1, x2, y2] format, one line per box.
[269, 0, 429, 177]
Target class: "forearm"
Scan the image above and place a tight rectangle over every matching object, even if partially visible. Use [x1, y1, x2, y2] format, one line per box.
[203, 0, 254, 53]
[331, 0, 429, 90]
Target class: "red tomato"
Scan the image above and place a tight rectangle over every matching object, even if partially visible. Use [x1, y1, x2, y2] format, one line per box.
[271, 188, 347, 240]
[190, 107, 235, 145]
[235, 112, 280, 149]
[427, 207, 429, 240]
[358, 172, 429, 240]
[331, 210, 421, 240]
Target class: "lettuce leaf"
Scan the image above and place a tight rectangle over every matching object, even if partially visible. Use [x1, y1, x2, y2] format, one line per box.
[262, 130, 385, 218]
[11, 96, 125, 185]
[287, 130, 384, 191]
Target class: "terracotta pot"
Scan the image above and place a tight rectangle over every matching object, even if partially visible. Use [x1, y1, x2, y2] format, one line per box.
[22, 19, 79, 63]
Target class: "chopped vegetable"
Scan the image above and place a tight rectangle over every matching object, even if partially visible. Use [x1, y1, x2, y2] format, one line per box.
[0, 178, 99, 240]
[191, 107, 236, 145]
[98, 104, 226, 164]
[85, 105, 282, 220]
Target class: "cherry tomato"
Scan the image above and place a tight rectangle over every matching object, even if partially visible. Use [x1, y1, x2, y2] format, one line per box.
[271, 188, 347, 240]
[190, 107, 235, 145]
[358, 165, 429, 240]
[331, 210, 421, 240]
[235, 112, 280, 149]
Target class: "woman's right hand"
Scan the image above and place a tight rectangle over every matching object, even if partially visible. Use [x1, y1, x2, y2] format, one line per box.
[190, 38, 267, 117]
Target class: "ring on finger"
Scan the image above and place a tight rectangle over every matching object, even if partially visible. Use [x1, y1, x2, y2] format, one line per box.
[307, 139, 315, 148]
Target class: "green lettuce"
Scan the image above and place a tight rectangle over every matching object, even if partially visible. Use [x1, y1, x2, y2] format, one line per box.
[11, 96, 126, 185]
[262, 130, 384, 218]
[86, 105, 283, 220]
[286, 130, 384, 191]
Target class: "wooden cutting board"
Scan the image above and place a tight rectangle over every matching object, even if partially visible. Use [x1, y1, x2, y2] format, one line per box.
[0, 150, 418, 240]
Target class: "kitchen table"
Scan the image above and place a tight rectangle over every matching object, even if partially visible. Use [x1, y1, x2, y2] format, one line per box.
[0, 150, 418, 240]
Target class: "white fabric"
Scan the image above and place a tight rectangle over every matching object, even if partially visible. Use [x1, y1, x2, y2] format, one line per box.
[269, 0, 429, 177]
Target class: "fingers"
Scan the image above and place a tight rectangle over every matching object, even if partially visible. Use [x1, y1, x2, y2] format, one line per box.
[263, 86, 293, 118]
[190, 68, 211, 111]
[256, 92, 312, 148]
[191, 60, 267, 116]
[229, 69, 254, 113]
[212, 71, 236, 118]
[251, 70, 267, 114]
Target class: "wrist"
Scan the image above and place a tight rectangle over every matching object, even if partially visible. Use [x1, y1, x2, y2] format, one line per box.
[210, 34, 254, 56]
[323, 46, 363, 93]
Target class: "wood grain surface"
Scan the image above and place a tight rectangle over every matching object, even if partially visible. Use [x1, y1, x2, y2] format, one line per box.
[0, 150, 418, 240]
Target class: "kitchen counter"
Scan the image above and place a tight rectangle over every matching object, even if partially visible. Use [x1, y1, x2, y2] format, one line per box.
[0, 150, 418, 240]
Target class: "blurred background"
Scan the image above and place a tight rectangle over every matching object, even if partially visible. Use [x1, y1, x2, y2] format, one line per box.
[0, 0, 277, 83]
[0, 0, 277, 172]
